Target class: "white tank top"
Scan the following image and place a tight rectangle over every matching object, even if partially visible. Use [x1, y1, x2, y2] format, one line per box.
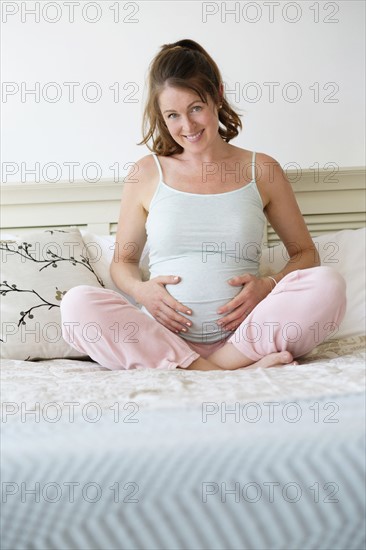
[141, 152, 266, 343]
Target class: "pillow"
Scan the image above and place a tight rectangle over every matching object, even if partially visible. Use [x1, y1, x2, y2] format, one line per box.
[81, 231, 150, 306]
[259, 228, 366, 339]
[0, 228, 104, 360]
[0, 233, 17, 240]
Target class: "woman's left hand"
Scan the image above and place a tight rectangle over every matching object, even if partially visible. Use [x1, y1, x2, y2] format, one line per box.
[217, 274, 273, 331]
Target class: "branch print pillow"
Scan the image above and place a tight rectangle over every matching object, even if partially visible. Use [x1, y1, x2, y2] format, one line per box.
[0, 228, 104, 360]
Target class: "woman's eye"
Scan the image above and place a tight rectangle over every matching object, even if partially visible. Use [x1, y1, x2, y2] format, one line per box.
[166, 106, 202, 119]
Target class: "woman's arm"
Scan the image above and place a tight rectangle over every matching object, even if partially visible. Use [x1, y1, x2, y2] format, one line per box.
[110, 158, 148, 302]
[110, 156, 195, 333]
[217, 153, 320, 331]
[258, 152, 320, 282]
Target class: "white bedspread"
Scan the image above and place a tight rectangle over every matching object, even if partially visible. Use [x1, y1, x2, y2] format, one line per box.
[2, 336, 365, 411]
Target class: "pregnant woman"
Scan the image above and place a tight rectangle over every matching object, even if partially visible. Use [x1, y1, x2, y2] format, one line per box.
[61, 39, 346, 371]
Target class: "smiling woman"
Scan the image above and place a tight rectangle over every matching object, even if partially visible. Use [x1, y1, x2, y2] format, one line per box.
[60, 38, 347, 372]
[138, 39, 242, 156]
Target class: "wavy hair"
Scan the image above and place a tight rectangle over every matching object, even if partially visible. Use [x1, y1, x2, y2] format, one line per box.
[137, 39, 243, 156]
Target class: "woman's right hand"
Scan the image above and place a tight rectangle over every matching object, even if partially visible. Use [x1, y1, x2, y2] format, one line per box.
[135, 276, 192, 334]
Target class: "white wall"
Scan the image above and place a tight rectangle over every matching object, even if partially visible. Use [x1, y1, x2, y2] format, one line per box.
[1, 0, 365, 184]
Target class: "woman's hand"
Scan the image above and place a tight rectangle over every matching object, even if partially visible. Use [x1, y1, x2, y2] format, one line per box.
[217, 274, 273, 331]
[136, 275, 192, 334]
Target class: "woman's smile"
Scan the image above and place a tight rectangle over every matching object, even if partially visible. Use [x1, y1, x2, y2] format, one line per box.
[183, 129, 204, 142]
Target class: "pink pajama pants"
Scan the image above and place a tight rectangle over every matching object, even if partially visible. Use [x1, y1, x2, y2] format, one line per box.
[60, 266, 347, 370]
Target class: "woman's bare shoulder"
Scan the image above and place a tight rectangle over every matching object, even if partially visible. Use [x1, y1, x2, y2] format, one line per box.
[255, 152, 282, 173]
[254, 152, 288, 184]
[123, 153, 159, 212]
[252, 152, 288, 207]
[124, 153, 157, 186]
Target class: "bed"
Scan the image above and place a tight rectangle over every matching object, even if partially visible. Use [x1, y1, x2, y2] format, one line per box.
[1, 166, 365, 550]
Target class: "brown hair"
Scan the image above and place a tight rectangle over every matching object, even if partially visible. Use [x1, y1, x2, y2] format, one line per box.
[137, 39, 243, 156]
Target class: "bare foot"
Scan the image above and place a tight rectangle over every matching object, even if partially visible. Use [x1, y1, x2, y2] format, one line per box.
[244, 351, 298, 370]
[178, 352, 298, 371]
[207, 342, 298, 371]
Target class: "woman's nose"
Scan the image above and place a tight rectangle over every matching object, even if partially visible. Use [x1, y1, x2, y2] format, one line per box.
[181, 115, 196, 133]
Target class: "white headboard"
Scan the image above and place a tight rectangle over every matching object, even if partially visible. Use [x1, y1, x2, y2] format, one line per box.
[1, 180, 121, 236]
[1, 167, 365, 244]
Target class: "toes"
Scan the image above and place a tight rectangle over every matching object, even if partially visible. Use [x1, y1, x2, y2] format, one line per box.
[279, 351, 293, 363]
[251, 351, 296, 370]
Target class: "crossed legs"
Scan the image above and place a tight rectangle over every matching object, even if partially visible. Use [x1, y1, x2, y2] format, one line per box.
[61, 267, 346, 372]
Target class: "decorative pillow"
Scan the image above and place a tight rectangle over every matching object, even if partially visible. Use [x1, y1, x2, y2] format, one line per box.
[0, 228, 104, 360]
[259, 228, 366, 339]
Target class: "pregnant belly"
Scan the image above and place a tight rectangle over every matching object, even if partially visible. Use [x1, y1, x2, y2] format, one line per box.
[147, 258, 252, 343]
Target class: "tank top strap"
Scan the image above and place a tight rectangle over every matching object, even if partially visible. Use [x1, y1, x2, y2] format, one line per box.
[251, 151, 256, 183]
[152, 153, 163, 181]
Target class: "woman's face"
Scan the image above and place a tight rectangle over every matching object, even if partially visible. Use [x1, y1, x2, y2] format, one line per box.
[158, 85, 220, 151]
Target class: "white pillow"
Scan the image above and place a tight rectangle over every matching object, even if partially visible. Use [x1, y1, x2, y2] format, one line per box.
[259, 228, 366, 339]
[81, 231, 149, 306]
[0, 228, 104, 360]
[0, 233, 17, 240]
